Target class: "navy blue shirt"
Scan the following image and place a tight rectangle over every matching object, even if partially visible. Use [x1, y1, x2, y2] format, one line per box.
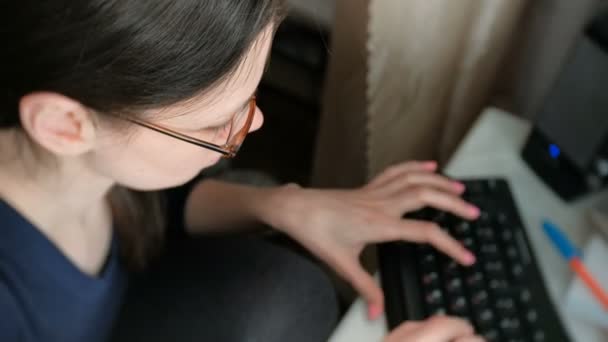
[0, 200, 126, 342]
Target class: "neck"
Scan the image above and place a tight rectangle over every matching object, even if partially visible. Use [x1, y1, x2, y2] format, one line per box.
[0, 139, 113, 230]
[0, 130, 115, 275]
[0, 167, 114, 230]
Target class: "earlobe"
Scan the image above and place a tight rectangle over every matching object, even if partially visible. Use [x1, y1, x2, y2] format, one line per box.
[19, 92, 96, 156]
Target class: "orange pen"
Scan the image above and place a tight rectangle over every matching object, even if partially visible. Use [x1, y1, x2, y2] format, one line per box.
[569, 259, 608, 311]
[543, 220, 608, 311]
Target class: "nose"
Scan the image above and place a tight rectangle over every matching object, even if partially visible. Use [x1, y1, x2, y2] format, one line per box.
[249, 106, 264, 133]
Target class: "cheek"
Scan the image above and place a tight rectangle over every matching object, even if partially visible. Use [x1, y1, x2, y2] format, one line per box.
[90, 129, 222, 190]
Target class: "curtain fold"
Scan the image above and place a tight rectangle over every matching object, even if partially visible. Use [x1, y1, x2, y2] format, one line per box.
[312, 0, 370, 188]
[313, 0, 527, 187]
[367, 0, 527, 175]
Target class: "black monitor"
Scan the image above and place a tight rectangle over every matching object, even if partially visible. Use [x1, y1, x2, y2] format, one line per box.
[522, 9, 608, 201]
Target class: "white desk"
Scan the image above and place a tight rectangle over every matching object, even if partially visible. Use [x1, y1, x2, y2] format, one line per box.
[329, 108, 607, 342]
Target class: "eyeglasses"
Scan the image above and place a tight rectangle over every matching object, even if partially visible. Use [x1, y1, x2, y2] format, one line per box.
[127, 96, 256, 158]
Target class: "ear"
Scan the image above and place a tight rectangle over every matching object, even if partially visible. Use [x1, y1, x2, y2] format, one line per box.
[19, 92, 96, 156]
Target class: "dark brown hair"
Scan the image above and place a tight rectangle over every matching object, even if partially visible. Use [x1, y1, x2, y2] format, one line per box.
[0, 0, 286, 268]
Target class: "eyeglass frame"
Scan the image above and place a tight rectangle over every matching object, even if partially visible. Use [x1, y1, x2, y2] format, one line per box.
[126, 96, 257, 158]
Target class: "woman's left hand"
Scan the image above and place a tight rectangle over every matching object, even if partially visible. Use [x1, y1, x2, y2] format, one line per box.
[261, 161, 479, 320]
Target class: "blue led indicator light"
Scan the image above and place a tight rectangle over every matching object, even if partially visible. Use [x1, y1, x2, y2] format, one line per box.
[549, 144, 561, 159]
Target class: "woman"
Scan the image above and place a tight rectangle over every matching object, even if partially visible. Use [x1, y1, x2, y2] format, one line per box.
[0, 1, 483, 341]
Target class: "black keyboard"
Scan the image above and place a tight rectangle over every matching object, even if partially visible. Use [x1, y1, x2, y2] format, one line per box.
[378, 178, 570, 342]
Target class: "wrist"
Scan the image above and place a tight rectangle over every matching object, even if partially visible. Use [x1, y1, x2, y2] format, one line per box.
[249, 182, 302, 231]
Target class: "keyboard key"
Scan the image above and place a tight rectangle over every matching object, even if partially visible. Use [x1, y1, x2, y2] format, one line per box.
[421, 253, 436, 267]
[449, 296, 469, 316]
[526, 309, 538, 324]
[501, 229, 514, 243]
[480, 243, 502, 261]
[465, 271, 484, 289]
[431, 211, 447, 223]
[427, 303, 447, 316]
[489, 277, 510, 293]
[479, 210, 491, 223]
[422, 272, 439, 287]
[519, 288, 532, 304]
[496, 212, 509, 225]
[454, 221, 472, 235]
[460, 237, 475, 250]
[483, 261, 505, 275]
[505, 245, 519, 260]
[487, 179, 499, 191]
[505, 338, 525, 342]
[499, 316, 522, 336]
[443, 260, 460, 276]
[480, 328, 500, 342]
[464, 181, 486, 196]
[511, 263, 524, 280]
[476, 227, 496, 242]
[474, 308, 495, 329]
[479, 243, 499, 257]
[533, 330, 546, 342]
[425, 289, 444, 306]
[495, 297, 517, 315]
[446, 277, 463, 294]
[471, 289, 489, 307]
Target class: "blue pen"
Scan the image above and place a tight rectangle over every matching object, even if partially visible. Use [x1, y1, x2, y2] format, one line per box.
[542, 220, 582, 260]
[543, 219, 608, 311]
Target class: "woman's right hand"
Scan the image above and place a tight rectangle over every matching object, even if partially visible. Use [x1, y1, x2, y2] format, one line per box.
[384, 316, 484, 342]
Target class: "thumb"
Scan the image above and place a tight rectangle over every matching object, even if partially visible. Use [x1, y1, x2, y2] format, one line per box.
[333, 253, 384, 320]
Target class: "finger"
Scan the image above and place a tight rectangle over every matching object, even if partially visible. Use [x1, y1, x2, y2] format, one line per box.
[400, 187, 480, 220]
[329, 253, 385, 320]
[393, 320, 423, 334]
[368, 161, 437, 188]
[378, 171, 465, 197]
[397, 321, 423, 333]
[398, 219, 476, 265]
[371, 217, 474, 265]
[386, 320, 424, 340]
[424, 316, 475, 341]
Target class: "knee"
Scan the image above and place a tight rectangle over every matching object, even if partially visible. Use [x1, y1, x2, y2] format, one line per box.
[245, 244, 339, 342]
[275, 250, 339, 319]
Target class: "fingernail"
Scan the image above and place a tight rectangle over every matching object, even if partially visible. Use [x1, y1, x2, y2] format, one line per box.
[469, 206, 480, 218]
[368, 304, 382, 320]
[453, 182, 466, 193]
[464, 251, 476, 265]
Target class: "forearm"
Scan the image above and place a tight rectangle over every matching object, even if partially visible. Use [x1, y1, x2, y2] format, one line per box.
[183, 179, 286, 234]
